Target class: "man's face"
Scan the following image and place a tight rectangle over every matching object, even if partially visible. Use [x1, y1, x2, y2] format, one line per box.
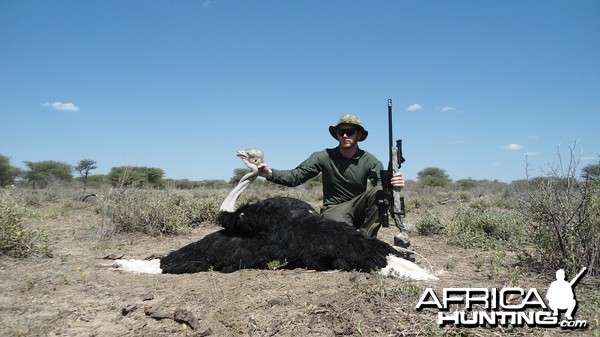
[336, 123, 360, 149]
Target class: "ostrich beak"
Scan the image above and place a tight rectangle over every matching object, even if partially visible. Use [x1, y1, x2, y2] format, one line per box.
[236, 150, 249, 160]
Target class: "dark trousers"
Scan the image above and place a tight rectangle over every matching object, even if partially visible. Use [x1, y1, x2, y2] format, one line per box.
[320, 186, 382, 237]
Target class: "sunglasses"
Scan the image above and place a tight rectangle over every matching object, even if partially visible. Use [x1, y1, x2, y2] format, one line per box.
[337, 128, 358, 137]
[337, 129, 357, 137]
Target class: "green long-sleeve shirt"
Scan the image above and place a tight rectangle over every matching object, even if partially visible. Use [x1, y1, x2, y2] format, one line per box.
[269, 147, 384, 207]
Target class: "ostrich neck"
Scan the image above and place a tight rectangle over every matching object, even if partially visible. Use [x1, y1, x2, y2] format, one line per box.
[219, 166, 258, 212]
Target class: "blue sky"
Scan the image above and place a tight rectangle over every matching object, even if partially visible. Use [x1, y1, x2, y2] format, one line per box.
[1, 1, 599, 183]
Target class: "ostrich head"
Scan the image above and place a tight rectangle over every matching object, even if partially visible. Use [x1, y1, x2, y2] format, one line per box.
[219, 149, 264, 213]
[237, 148, 264, 171]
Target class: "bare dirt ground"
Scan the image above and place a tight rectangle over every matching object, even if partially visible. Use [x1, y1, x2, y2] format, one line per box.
[0, 201, 598, 337]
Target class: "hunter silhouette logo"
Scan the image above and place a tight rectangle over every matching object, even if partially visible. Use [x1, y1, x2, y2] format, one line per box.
[415, 267, 589, 329]
[546, 267, 587, 321]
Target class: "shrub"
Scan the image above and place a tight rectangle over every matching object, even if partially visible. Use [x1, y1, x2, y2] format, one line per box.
[404, 195, 436, 212]
[107, 166, 165, 188]
[447, 204, 524, 249]
[415, 212, 444, 236]
[96, 188, 225, 237]
[94, 181, 326, 238]
[520, 170, 600, 276]
[0, 188, 51, 257]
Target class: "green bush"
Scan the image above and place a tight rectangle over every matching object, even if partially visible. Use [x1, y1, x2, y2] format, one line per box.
[107, 166, 165, 188]
[96, 188, 225, 237]
[0, 188, 51, 257]
[94, 180, 327, 238]
[23, 160, 73, 188]
[404, 195, 436, 212]
[0, 154, 21, 187]
[415, 212, 444, 236]
[447, 204, 524, 249]
[521, 176, 600, 276]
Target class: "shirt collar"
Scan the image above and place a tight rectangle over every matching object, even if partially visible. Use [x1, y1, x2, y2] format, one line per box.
[335, 146, 364, 160]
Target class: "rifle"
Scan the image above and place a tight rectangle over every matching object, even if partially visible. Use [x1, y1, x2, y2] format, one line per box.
[569, 267, 588, 287]
[377, 99, 409, 248]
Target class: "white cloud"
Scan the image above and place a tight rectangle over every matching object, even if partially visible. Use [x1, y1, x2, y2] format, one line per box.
[504, 143, 522, 150]
[202, 1, 211, 8]
[42, 101, 80, 112]
[406, 103, 422, 111]
[441, 106, 455, 112]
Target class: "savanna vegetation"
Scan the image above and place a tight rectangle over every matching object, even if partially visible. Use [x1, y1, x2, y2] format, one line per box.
[1, 151, 599, 277]
[1, 151, 599, 336]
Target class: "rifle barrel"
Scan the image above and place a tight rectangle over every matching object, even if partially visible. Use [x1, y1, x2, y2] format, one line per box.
[388, 99, 393, 171]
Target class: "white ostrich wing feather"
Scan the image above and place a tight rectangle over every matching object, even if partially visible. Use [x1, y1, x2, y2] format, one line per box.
[379, 254, 438, 281]
[113, 259, 163, 274]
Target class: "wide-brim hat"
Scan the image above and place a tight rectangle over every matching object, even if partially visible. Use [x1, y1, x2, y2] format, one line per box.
[329, 114, 368, 142]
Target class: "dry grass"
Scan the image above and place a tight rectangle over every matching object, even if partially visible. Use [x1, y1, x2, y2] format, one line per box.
[0, 182, 598, 336]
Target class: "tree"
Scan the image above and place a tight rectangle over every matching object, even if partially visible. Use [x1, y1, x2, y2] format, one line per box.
[74, 159, 98, 195]
[144, 168, 165, 186]
[230, 168, 250, 184]
[417, 167, 451, 188]
[581, 162, 600, 183]
[108, 166, 165, 188]
[0, 155, 21, 187]
[23, 161, 73, 188]
[454, 178, 477, 190]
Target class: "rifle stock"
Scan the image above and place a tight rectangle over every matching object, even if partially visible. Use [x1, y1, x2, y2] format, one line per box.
[391, 141, 405, 218]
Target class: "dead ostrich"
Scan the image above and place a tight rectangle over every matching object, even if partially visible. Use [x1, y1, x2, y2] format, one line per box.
[114, 149, 437, 281]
